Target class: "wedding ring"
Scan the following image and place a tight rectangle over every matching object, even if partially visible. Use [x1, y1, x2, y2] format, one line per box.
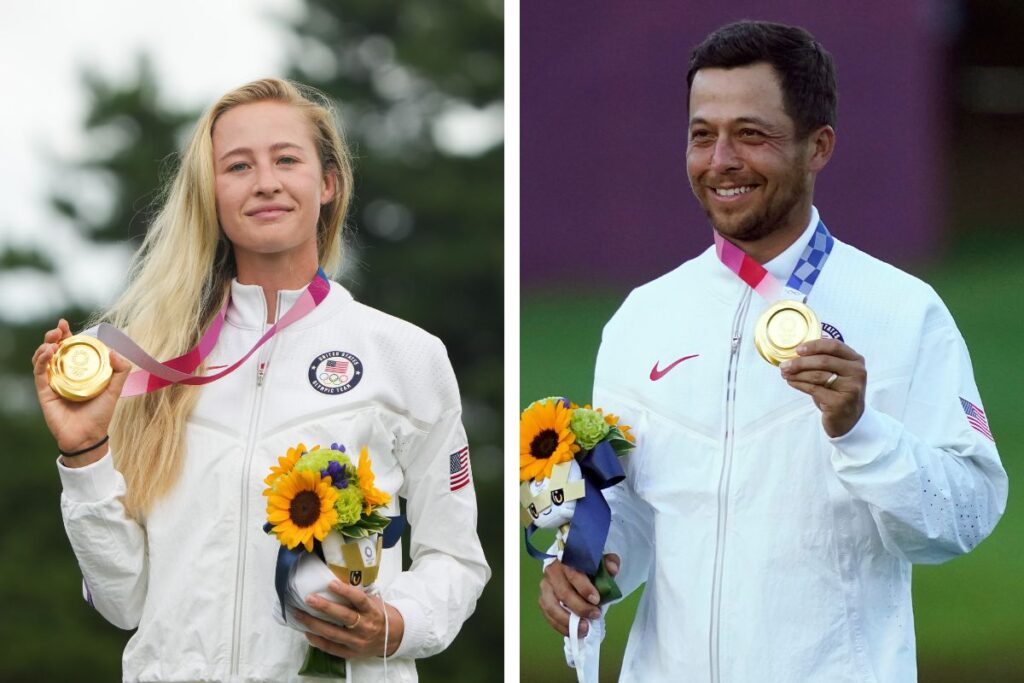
[824, 372, 839, 389]
[346, 613, 362, 629]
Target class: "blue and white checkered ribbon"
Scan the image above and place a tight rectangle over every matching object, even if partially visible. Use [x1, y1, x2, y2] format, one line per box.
[785, 221, 834, 299]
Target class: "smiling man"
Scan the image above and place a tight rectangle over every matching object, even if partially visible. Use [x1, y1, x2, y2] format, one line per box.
[537, 20, 1008, 682]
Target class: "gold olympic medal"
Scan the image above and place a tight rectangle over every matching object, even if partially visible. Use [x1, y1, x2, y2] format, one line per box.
[47, 335, 112, 402]
[754, 300, 820, 366]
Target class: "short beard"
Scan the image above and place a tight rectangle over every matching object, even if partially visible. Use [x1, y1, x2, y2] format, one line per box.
[702, 176, 808, 243]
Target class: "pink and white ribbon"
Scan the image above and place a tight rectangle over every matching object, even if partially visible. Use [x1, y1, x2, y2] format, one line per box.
[84, 269, 330, 397]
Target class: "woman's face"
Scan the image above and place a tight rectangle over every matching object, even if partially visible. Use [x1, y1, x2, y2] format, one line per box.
[211, 101, 335, 272]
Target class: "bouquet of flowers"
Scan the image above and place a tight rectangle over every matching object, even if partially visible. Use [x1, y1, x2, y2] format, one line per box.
[519, 398, 635, 682]
[263, 441, 401, 677]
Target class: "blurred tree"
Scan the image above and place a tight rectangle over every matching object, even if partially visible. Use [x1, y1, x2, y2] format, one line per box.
[0, 2, 503, 681]
[0, 55, 204, 683]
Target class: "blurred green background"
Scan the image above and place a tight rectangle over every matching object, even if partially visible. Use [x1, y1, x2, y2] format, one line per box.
[0, 2, 502, 681]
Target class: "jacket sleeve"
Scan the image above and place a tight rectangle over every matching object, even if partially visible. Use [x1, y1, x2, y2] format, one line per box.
[829, 298, 1008, 564]
[383, 340, 490, 660]
[58, 452, 149, 629]
[592, 340, 654, 599]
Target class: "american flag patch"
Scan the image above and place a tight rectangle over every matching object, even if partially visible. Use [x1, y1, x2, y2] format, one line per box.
[960, 397, 994, 441]
[326, 359, 349, 372]
[449, 446, 470, 492]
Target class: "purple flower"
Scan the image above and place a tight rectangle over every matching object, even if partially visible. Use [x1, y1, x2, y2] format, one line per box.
[329, 442, 346, 452]
[321, 460, 348, 489]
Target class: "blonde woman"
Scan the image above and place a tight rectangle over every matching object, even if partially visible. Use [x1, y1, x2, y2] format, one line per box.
[31, 79, 489, 682]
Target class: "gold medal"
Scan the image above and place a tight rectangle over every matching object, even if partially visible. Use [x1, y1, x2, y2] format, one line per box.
[754, 300, 820, 366]
[47, 335, 112, 402]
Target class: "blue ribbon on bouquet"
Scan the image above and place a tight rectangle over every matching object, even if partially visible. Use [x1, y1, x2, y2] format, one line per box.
[523, 441, 625, 577]
[264, 515, 406, 622]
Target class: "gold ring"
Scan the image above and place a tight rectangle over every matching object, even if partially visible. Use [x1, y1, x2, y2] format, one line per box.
[346, 613, 361, 629]
[824, 372, 839, 389]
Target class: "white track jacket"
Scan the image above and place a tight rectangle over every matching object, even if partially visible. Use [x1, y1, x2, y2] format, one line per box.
[58, 279, 490, 682]
[595, 211, 1007, 682]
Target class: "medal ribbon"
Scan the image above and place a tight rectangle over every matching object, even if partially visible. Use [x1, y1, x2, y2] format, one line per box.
[85, 269, 330, 397]
[713, 220, 834, 302]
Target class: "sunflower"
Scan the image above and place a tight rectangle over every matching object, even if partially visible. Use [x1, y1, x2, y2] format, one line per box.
[266, 469, 338, 552]
[263, 442, 318, 492]
[356, 446, 391, 514]
[520, 399, 579, 482]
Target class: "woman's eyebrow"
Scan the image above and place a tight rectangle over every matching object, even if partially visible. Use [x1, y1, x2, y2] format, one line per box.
[218, 142, 303, 162]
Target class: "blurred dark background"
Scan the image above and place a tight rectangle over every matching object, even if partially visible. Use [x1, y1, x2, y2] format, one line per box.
[521, 1, 1024, 681]
[0, 2, 503, 681]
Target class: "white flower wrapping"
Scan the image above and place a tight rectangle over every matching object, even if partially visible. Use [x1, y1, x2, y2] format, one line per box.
[275, 531, 383, 633]
[521, 459, 608, 683]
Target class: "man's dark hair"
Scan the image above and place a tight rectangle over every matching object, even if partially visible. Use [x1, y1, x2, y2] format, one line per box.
[686, 21, 837, 138]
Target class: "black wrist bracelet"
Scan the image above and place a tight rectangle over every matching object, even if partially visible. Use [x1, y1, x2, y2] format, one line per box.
[59, 435, 110, 457]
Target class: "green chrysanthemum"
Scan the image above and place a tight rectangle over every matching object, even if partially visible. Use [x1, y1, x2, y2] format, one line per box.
[570, 407, 611, 450]
[332, 484, 365, 526]
[292, 448, 354, 476]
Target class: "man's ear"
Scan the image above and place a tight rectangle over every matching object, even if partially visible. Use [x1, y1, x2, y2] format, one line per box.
[807, 125, 835, 173]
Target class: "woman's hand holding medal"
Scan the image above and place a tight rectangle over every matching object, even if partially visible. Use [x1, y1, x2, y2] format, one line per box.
[32, 319, 132, 466]
[780, 338, 866, 438]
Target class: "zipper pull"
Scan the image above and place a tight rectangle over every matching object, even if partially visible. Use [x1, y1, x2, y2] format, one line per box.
[731, 336, 740, 352]
[257, 362, 266, 386]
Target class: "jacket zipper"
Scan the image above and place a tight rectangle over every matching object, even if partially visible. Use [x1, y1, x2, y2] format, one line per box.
[709, 289, 751, 683]
[230, 293, 280, 676]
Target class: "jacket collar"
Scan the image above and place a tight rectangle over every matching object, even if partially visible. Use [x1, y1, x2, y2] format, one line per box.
[226, 275, 353, 330]
[763, 205, 820, 284]
[703, 205, 822, 304]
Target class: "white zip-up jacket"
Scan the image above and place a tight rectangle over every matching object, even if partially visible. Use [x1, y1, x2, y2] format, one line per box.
[58, 278, 490, 683]
[595, 209, 1007, 682]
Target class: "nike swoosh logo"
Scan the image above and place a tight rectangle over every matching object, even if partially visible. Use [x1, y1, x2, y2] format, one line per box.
[649, 354, 699, 381]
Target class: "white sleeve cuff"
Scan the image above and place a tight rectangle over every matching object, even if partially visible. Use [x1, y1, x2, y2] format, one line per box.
[57, 451, 121, 503]
[829, 406, 899, 469]
[387, 596, 431, 659]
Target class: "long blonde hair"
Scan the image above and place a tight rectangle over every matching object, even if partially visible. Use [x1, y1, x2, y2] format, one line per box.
[98, 79, 353, 517]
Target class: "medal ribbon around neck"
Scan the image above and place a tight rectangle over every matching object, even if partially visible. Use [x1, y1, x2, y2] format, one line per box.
[713, 220, 834, 304]
[82, 269, 331, 397]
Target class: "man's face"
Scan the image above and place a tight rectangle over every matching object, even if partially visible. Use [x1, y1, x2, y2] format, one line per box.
[686, 63, 816, 243]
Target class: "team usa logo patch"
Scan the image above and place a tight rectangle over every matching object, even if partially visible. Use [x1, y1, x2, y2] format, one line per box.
[308, 351, 363, 395]
[820, 322, 844, 342]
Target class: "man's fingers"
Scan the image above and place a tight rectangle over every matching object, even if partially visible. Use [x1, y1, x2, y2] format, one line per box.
[785, 379, 823, 397]
[563, 564, 601, 607]
[548, 565, 601, 618]
[781, 354, 859, 377]
[785, 370, 842, 388]
[796, 338, 862, 361]
[538, 581, 570, 636]
[604, 553, 620, 577]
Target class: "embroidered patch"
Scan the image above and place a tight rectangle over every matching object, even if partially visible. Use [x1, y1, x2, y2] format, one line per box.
[820, 322, 844, 342]
[308, 351, 363, 395]
[449, 446, 470, 492]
